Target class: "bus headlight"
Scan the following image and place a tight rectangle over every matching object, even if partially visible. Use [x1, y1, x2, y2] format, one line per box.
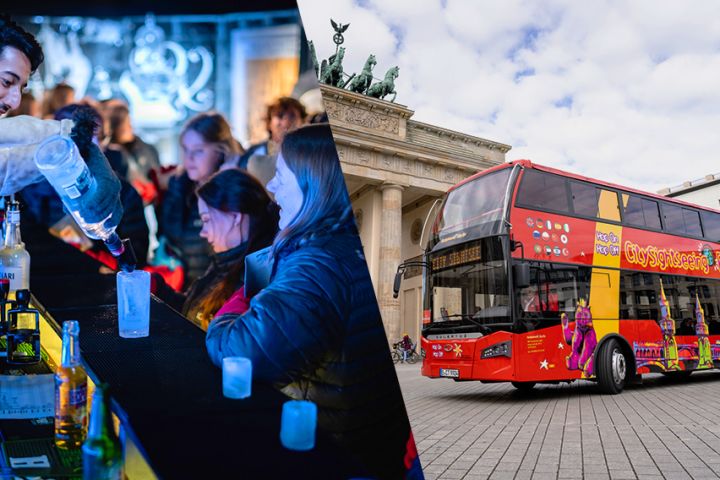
[481, 341, 511, 359]
[421, 348, 426, 358]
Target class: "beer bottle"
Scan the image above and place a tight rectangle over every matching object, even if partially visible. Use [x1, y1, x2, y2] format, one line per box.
[55, 320, 88, 449]
[0, 201, 30, 292]
[83, 384, 122, 479]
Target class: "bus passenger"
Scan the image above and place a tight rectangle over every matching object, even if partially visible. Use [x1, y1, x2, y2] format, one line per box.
[206, 124, 415, 479]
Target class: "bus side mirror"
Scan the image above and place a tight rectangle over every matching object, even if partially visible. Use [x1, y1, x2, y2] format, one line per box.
[513, 263, 530, 289]
[393, 270, 403, 299]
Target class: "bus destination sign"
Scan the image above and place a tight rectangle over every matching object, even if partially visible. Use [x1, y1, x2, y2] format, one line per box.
[431, 245, 482, 270]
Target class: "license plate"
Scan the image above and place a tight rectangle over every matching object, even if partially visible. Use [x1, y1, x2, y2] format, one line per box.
[440, 368, 459, 378]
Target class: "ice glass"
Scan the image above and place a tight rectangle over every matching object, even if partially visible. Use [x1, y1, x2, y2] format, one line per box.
[222, 357, 252, 399]
[280, 400, 317, 451]
[117, 270, 150, 338]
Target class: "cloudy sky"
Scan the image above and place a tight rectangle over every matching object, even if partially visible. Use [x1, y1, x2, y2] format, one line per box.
[298, 0, 720, 196]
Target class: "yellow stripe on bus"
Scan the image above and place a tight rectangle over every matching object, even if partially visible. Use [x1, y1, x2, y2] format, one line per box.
[589, 222, 622, 340]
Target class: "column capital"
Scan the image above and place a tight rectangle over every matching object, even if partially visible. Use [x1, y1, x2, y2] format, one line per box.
[378, 183, 405, 193]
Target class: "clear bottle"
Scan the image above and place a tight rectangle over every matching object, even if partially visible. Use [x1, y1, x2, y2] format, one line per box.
[33, 134, 115, 241]
[0, 201, 30, 292]
[55, 320, 88, 450]
[82, 383, 122, 480]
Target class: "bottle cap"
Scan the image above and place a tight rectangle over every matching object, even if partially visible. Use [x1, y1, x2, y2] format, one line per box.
[15, 289, 30, 306]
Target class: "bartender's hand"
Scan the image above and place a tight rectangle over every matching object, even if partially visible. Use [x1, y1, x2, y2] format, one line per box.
[80, 142, 123, 226]
[0, 115, 71, 196]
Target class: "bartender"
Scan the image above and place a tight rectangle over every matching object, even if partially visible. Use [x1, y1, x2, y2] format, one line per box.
[0, 14, 121, 225]
[0, 14, 122, 206]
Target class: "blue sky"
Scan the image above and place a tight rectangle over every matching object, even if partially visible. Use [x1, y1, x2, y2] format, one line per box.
[298, 0, 720, 197]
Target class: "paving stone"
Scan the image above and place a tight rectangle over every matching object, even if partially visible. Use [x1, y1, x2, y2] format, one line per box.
[394, 366, 720, 480]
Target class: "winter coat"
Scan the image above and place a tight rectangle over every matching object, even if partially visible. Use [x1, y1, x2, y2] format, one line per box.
[155, 241, 248, 328]
[159, 172, 212, 288]
[206, 229, 411, 479]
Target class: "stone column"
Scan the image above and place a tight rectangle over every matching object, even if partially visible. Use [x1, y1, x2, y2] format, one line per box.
[378, 183, 403, 342]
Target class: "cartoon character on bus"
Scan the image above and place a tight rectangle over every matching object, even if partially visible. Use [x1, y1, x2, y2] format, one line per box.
[695, 294, 713, 369]
[561, 298, 597, 378]
[658, 280, 681, 371]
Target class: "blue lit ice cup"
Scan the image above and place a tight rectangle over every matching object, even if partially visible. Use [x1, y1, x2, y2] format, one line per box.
[116, 270, 150, 338]
[222, 357, 252, 399]
[280, 400, 317, 451]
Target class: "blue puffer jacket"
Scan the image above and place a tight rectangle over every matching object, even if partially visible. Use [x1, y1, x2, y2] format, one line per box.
[206, 229, 411, 480]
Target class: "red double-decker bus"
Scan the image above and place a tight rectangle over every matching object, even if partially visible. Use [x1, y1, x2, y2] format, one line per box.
[395, 160, 720, 393]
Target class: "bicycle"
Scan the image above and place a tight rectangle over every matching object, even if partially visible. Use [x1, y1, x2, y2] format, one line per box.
[391, 341, 420, 364]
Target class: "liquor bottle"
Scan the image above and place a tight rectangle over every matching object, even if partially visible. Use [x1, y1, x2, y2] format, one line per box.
[82, 384, 122, 480]
[55, 320, 88, 449]
[34, 132, 135, 271]
[0, 201, 30, 292]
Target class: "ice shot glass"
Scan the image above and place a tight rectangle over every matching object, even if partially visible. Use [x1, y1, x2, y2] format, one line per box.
[222, 356, 252, 399]
[117, 270, 150, 338]
[280, 400, 317, 451]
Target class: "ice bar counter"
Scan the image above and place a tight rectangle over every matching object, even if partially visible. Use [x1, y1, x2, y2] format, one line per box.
[0, 225, 367, 479]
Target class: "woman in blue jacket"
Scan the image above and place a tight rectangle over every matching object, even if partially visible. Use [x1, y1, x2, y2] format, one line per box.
[206, 124, 416, 479]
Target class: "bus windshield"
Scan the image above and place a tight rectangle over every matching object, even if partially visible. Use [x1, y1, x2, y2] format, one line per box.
[427, 237, 510, 334]
[431, 167, 512, 249]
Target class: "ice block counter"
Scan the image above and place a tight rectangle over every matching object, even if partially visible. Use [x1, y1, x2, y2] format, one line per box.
[0, 224, 371, 478]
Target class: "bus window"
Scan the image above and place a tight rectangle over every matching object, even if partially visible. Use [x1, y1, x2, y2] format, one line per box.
[597, 189, 620, 221]
[682, 209, 702, 237]
[700, 210, 720, 242]
[570, 181, 599, 217]
[622, 194, 662, 230]
[571, 182, 620, 222]
[517, 263, 590, 330]
[515, 170, 570, 213]
[662, 203, 685, 234]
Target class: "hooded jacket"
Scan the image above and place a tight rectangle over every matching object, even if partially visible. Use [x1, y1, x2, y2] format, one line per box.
[206, 229, 411, 479]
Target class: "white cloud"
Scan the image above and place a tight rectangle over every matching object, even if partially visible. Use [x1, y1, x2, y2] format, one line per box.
[297, 0, 720, 195]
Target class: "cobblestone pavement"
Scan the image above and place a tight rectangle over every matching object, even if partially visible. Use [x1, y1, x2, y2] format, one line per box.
[396, 363, 720, 480]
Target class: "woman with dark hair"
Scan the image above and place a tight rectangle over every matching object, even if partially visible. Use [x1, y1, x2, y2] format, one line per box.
[155, 168, 277, 329]
[159, 111, 244, 288]
[206, 124, 416, 479]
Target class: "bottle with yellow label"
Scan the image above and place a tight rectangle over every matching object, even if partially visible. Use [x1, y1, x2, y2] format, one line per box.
[55, 320, 88, 449]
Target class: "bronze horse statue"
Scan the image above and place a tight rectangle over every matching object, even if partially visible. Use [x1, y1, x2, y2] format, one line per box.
[320, 47, 345, 87]
[347, 54, 377, 94]
[366, 66, 399, 102]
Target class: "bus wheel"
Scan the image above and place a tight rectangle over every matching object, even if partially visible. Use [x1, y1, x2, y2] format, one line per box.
[597, 338, 626, 394]
[511, 382, 536, 391]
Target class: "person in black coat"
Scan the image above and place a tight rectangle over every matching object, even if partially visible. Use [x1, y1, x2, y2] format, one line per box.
[159, 112, 243, 288]
[153, 168, 277, 329]
[206, 124, 418, 480]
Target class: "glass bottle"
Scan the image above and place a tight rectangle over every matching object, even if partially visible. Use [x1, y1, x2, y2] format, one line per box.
[55, 320, 88, 449]
[0, 201, 30, 292]
[34, 133, 113, 241]
[82, 383, 122, 480]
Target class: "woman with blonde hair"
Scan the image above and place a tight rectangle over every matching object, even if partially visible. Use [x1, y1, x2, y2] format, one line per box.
[159, 111, 244, 288]
[206, 124, 417, 479]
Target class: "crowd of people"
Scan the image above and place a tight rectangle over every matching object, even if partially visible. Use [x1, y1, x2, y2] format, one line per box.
[0, 14, 421, 479]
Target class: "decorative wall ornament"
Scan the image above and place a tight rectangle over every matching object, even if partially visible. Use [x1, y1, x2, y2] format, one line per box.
[120, 14, 214, 128]
[36, 22, 92, 98]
